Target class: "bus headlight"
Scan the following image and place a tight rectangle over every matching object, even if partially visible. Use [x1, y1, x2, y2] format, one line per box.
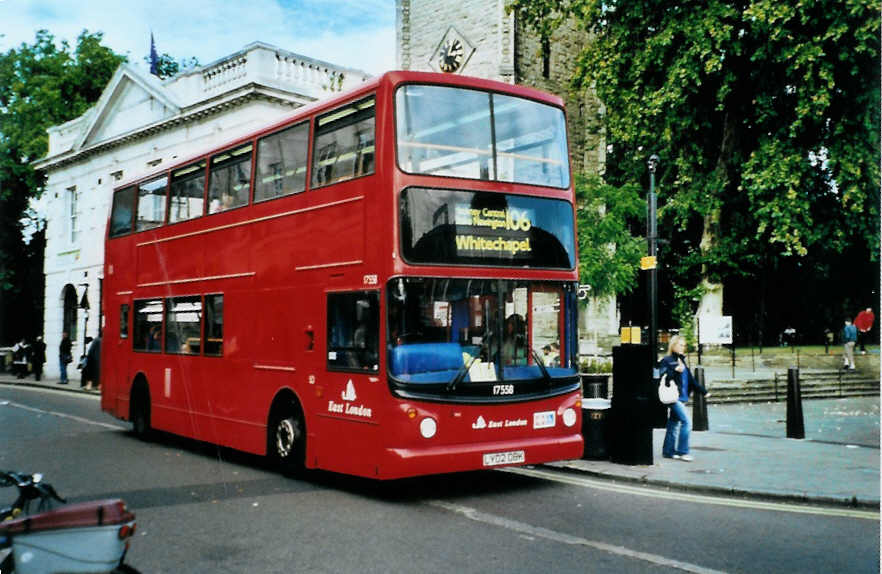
[419, 417, 437, 438]
[562, 408, 577, 427]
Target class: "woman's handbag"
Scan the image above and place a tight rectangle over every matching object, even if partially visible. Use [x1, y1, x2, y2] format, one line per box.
[657, 373, 679, 404]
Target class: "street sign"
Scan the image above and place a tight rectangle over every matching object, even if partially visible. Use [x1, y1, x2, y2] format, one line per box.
[698, 315, 733, 345]
[640, 256, 657, 270]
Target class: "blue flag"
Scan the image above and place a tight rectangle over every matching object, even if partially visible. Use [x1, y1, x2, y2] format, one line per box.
[149, 33, 158, 76]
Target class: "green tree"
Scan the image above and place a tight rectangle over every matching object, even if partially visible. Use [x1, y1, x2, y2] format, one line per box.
[511, 0, 880, 342]
[574, 174, 644, 299]
[145, 52, 199, 79]
[0, 30, 125, 343]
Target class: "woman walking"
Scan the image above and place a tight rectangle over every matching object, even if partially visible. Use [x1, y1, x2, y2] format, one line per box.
[659, 335, 709, 462]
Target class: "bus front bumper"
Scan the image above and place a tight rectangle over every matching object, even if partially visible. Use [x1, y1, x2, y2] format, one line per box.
[379, 433, 584, 480]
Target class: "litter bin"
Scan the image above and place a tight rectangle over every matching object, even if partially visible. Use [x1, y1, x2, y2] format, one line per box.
[582, 398, 611, 460]
[581, 374, 609, 399]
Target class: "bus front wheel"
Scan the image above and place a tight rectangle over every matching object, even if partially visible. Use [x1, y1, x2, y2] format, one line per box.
[269, 401, 305, 476]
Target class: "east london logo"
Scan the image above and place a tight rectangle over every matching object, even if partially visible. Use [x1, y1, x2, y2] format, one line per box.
[327, 380, 373, 418]
[472, 416, 528, 430]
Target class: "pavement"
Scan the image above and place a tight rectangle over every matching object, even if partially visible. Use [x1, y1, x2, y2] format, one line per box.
[1, 371, 879, 509]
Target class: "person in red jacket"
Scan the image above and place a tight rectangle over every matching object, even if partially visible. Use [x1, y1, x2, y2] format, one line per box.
[854, 307, 875, 354]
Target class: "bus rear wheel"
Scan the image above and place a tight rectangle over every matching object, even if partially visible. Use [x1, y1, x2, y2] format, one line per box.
[131, 383, 152, 441]
[269, 402, 305, 476]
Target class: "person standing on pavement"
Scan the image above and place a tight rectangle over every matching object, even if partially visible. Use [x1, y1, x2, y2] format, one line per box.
[59, 332, 72, 384]
[659, 335, 709, 462]
[842, 318, 857, 370]
[854, 307, 874, 354]
[31, 336, 46, 381]
[79, 336, 93, 388]
[83, 336, 101, 390]
[12, 339, 29, 378]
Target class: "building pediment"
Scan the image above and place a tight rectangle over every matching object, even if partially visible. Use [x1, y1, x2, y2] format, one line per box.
[76, 63, 180, 150]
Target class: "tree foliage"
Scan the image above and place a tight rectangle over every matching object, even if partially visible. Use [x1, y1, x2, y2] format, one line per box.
[511, 0, 880, 340]
[144, 52, 200, 79]
[0, 30, 125, 342]
[574, 174, 644, 299]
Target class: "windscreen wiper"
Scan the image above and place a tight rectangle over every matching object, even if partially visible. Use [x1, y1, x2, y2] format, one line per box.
[530, 348, 553, 388]
[447, 354, 478, 392]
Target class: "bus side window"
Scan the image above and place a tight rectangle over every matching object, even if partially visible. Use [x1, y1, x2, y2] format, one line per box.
[169, 160, 207, 223]
[133, 299, 163, 353]
[204, 294, 224, 356]
[136, 176, 168, 231]
[209, 145, 252, 213]
[120, 304, 129, 339]
[255, 122, 309, 202]
[109, 187, 136, 238]
[166, 296, 202, 355]
[312, 97, 375, 188]
[327, 291, 379, 372]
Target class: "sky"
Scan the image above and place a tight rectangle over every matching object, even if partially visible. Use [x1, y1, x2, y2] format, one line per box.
[0, 0, 397, 75]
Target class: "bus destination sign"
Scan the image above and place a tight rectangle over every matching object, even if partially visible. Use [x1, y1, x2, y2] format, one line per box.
[453, 204, 534, 258]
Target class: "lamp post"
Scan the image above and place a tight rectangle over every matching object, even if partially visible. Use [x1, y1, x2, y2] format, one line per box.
[79, 283, 90, 355]
[647, 155, 659, 362]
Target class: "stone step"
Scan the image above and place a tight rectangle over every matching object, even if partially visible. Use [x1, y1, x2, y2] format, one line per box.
[703, 378, 879, 404]
[708, 389, 880, 404]
[595, 374, 878, 405]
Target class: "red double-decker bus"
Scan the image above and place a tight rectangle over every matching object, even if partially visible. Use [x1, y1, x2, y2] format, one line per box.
[101, 71, 583, 479]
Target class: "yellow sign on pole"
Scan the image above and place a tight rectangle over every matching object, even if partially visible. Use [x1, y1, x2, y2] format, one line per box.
[620, 326, 643, 344]
[640, 256, 657, 270]
[630, 327, 641, 344]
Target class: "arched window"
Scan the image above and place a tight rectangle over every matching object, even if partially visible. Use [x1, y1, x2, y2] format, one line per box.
[62, 284, 78, 342]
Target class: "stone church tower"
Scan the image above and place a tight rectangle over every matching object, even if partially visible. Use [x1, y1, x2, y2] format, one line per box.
[397, 0, 619, 354]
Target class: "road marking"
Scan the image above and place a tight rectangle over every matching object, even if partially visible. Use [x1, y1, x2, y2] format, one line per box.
[0, 399, 127, 431]
[428, 500, 727, 574]
[506, 467, 880, 521]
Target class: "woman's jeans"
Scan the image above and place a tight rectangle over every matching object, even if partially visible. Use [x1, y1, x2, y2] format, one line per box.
[663, 401, 691, 457]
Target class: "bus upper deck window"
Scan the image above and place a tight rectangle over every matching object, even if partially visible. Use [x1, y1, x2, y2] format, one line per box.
[312, 97, 375, 188]
[209, 145, 252, 213]
[136, 176, 168, 231]
[109, 187, 136, 237]
[256, 123, 309, 202]
[169, 160, 207, 223]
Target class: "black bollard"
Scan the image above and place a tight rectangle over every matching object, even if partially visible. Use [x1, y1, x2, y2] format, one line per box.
[692, 366, 709, 431]
[786, 367, 805, 439]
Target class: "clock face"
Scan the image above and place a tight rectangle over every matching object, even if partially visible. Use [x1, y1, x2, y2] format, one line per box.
[439, 38, 464, 73]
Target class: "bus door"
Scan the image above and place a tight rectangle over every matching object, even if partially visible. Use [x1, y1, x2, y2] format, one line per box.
[103, 297, 133, 414]
[319, 290, 382, 475]
[529, 286, 566, 368]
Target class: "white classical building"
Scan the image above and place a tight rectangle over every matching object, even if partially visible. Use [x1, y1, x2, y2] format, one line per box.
[33, 42, 370, 378]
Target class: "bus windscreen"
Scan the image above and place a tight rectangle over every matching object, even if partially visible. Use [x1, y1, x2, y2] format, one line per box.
[396, 85, 570, 189]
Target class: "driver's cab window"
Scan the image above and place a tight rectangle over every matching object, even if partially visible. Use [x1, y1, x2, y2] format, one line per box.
[327, 291, 379, 372]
